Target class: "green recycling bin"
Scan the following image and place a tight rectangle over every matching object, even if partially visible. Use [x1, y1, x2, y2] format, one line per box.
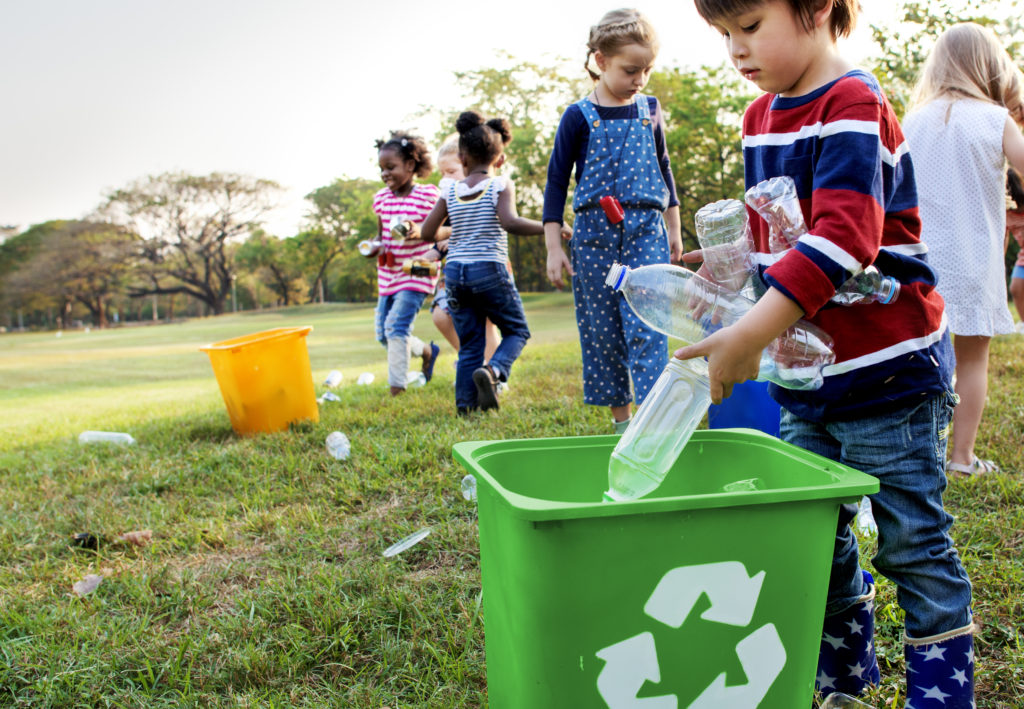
[453, 428, 878, 709]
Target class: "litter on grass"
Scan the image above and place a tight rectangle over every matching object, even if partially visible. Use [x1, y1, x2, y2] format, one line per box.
[323, 370, 343, 388]
[461, 474, 477, 501]
[357, 372, 375, 385]
[78, 431, 136, 445]
[382, 527, 431, 557]
[73, 574, 102, 596]
[118, 530, 153, 546]
[317, 392, 341, 404]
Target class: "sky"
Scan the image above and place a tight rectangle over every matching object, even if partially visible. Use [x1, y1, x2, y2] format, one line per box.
[1, 1, 898, 237]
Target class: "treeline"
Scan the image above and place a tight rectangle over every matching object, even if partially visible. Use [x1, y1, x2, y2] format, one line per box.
[1, 1, 1015, 331]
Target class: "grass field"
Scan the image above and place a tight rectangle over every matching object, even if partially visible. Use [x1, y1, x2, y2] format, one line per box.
[0, 296, 1021, 707]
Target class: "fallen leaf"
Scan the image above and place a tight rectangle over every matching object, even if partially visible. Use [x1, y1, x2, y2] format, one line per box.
[118, 529, 153, 546]
[73, 574, 103, 596]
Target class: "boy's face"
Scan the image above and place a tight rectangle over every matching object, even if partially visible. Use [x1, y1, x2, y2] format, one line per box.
[437, 153, 464, 181]
[710, 0, 828, 97]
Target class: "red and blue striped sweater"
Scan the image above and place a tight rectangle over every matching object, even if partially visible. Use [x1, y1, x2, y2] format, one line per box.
[743, 69, 953, 421]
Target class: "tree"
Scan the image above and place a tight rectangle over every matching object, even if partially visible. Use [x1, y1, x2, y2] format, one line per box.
[648, 65, 755, 252]
[235, 230, 308, 306]
[101, 172, 282, 315]
[867, 0, 1023, 115]
[302, 178, 379, 301]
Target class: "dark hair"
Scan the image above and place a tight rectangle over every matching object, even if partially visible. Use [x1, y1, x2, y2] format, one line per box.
[374, 131, 433, 178]
[1008, 168, 1024, 209]
[694, 0, 859, 40]
[455, 111, 512, 166]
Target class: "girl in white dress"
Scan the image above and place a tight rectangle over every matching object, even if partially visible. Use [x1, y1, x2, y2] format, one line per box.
[904, 22, 1024, 475]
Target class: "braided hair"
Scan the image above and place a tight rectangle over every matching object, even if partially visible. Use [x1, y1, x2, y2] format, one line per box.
[584, 8, 659, 81]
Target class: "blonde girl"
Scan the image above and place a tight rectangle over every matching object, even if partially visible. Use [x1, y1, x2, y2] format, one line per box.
[904, 22, 1024, 475]
[543, 8, 683, 433]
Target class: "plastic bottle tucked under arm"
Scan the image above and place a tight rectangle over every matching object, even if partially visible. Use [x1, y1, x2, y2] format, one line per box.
[745, 176, 900, 305]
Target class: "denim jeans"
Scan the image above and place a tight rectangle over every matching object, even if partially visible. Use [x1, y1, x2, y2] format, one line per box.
[780, 390, 972, 638]
[444, 261, 530, 410]
[375, 290, 427, 387]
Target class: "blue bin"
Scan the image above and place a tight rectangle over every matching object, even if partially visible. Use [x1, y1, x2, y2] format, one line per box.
[708, 379, 781, 436]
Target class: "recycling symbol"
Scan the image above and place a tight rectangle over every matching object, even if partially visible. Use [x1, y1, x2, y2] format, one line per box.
[595, 561, 786, 708]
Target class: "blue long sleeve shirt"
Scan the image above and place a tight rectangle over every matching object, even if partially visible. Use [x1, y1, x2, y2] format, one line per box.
[542, 96, 679, 225]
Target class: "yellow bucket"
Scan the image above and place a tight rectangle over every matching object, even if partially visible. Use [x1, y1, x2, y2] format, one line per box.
[200, 326, 319, 435]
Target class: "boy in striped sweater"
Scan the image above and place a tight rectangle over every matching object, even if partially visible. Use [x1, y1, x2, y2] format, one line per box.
[679, 1, 974, 705]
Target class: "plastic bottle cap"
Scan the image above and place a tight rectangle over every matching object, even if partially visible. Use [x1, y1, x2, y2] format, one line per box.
[605, 263, 627, 291]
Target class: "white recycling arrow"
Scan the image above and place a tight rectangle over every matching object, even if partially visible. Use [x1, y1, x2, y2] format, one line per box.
[595, 632, 677, 709]
[644, 561, 766, 628]
[686, 623, 787, 708]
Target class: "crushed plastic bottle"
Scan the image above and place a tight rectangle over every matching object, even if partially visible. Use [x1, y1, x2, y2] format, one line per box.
[323, 370, 343, 388]
[461, 474, 477, 501]
[820, 692, 874, 708]
[406, 371, 426, 387]
[325, 431, 351, 460]
[694, 198, 756, 294]
[356, 372, 375, 385]
[606, 262, 835, 391]
[317, 392, 341, 404]
[745, 176, 900, 305]
[605, 357, 711, 501]
[382, 527, 431, 557]
[856, 495, 878, 536]
[78, 431, 136, 445]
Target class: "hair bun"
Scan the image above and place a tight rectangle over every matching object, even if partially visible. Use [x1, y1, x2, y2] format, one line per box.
[456, 111, 485, 135]
[486, 117, 512, 144]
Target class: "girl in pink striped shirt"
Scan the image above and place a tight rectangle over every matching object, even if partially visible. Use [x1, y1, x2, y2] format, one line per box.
[370, 131, 443, 395]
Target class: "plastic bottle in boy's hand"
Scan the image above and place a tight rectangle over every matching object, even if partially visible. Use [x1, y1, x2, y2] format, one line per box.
[605, 357, 711, 501]
[745, 176, 900, 305]
[694, 198, 756, 294]
[606, 262, 835, 391]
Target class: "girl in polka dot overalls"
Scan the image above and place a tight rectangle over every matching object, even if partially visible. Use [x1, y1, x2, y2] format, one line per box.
[543, 8, 683, 432]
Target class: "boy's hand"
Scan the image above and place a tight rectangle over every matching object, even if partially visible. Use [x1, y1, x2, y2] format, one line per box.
[674, 327, 762, 404]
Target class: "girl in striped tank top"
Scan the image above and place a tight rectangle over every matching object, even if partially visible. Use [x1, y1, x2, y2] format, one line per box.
[420, 111, 570, 414]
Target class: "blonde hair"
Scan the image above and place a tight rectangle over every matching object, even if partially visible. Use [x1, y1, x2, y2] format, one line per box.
[437, 133, 460, 160]
[585, 8, 659, 81]
[909, 22, 1023, 113]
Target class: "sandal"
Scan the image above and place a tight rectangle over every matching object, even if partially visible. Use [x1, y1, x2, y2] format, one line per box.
[945, 456, 1000, 476]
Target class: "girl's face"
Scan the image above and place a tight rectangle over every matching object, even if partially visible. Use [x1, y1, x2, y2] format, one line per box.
[437, 153, 465, 181]
[595, 43, 656, 105]
[378, 148, 415, 193]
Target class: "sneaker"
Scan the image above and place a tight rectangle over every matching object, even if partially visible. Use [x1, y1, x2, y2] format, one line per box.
[473, 366, 500, 411]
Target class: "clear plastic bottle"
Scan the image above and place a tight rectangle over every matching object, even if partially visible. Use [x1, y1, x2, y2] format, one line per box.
[694, 198, 755, 294]
[606, 262, 835, 391]
[745, 176, 900, 305]
[78, 431, 136, 445]
[605, 357, 711, 501]
[325, 431, 351, 460]
[323, 369, 343, 388]
[855, 495, 878, 536]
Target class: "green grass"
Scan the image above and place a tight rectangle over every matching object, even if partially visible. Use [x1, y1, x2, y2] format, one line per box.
[0, 298, 1021, 708]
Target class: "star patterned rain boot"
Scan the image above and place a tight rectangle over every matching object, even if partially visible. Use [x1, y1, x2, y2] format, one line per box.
[816, 570, 881, 699]
[904, 624, 975, 709]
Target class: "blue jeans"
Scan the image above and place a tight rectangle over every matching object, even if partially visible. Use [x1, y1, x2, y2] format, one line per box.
[444, 261, 530, 410]
[375, 290, 427, 345]
[780, 390, 972, 638]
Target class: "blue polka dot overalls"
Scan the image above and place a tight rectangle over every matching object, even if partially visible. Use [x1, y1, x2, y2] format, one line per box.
[571, 94, 670, 407]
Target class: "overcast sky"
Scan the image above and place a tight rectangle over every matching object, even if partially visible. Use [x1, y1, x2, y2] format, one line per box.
[1, 1, 896, 236]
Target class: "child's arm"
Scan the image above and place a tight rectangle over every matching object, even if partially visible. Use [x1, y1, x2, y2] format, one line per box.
[1004, 113, 1024, 175]
[544, 222, 574, 288]
[664, 205, 683, 262]
[418, 199, 449, 243]
[674, 289, 805, 404]
[496, 180, 544, 236]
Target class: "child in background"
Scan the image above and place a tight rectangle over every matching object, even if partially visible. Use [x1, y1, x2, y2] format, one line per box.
[1007, 168, 1024, 332]
[543, 8, 684, 434]
[429, 136, 500, 362]
[421, 112, 559, 413]
[683, 1, 973, 705]
[371, 131, 442, 396]
[904, 22, 1024, 475]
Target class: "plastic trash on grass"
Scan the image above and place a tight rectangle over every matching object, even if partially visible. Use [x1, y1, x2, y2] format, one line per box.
[326, 431, 351, 460]
[317, 392, 341, 404]
[79, 431, 136, 445]
[383, 528, 431, 557]
[357, 372, 375, 385]
[461, 474, 477, 501]
[323, 370, 343, 388]
[73, 574, 103, 596]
